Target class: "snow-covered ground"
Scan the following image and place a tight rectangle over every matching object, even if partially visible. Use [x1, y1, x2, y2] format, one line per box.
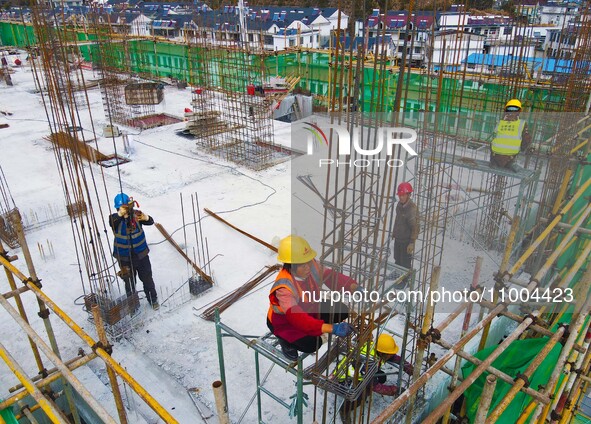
[0, 60, 510, 423]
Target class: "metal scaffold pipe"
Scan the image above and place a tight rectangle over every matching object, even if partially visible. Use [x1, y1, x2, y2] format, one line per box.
[0, 256, 180, 424]
[526, 204, 591, 288]
[508, 177, 591, 277]
[421, 313, 537, 424]
[530, 266, 591, 422]
[91, 305, 128, 424]
[485, 325, 566, 423]
[0, 293, 117, 423]
[433, 337, 550, 404]
[556, 239, 591, 290]
[372, 303, 506, 423]
[0, 240, 44, 374]
[474, 374, 497, 424]
[555, 335, 591, 423]
[406, 266, 440, 424]
[0, 341, 68, 423]
[557, 344, 591, 424]
[479, 217, 519, 351]
[0, 352, 97, 410]
[9, 210, 82, 424]
[444, 256, 484, 424]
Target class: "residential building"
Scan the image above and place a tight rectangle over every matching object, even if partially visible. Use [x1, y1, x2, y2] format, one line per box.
[538, 0, 578, 27]
[359, 10, 436, 67]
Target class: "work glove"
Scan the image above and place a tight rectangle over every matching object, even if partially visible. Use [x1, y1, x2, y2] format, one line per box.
[406, 243, 415, 255]
[332, 322, 354, 337]
[136, 211, 149, 222]
[117, 205, 129, 218]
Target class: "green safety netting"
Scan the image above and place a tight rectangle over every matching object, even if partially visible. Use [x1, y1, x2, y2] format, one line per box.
[572, 412, 591, 424]
[462, 337, 562, 424]
[0, 405, 18, 424]
[0, 21, 574, 114]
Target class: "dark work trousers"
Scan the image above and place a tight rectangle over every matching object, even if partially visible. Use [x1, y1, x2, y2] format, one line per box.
[120, 255, 158, 305]
[339, 371, 387, 423]
[394, 239, 412, 269]
[267, 301, 349, 353]
[490, 152, 517, 170]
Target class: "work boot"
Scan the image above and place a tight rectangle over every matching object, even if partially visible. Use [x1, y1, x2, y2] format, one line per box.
[278, 339, 298, 361]
[151, 302, 160, 311]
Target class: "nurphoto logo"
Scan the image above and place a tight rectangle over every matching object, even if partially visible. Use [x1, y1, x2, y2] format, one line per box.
[295, 120, 419, 168]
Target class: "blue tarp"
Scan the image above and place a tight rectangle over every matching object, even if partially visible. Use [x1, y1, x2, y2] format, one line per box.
[463, 53, 591, 75]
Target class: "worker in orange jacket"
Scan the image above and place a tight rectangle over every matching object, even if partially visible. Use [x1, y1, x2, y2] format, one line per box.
[267, 235, 358, 360]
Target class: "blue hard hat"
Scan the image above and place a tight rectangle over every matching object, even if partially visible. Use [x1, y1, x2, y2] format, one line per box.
[114, 193, 130, 209]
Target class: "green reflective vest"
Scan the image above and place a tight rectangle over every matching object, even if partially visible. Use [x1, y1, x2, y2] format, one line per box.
[491, 119, 525, 156]
[334, 343, 377, 382]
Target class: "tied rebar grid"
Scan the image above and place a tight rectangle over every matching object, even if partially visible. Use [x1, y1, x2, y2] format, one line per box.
[187, 17, 287, 171]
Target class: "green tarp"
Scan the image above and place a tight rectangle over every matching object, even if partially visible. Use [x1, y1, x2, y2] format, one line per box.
[0, 405, 18, 424]
[462, 337, 562, 423]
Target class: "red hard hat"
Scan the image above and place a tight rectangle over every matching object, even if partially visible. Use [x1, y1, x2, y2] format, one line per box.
[397, 182, 413, 195]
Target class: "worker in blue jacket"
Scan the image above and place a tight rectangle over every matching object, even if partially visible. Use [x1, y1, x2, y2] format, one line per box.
[109, 193, 159, 310]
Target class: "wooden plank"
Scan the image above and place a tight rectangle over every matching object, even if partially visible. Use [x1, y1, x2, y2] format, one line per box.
[204, 208, 277, 252]
[154, 222, 213, 285]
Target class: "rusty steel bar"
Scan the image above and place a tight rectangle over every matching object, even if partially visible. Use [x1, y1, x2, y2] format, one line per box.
[479, 217, 519, 351]
[474, 374, 497, 424]
[155, 222, 213, 284]
[421, 314, 536, 424]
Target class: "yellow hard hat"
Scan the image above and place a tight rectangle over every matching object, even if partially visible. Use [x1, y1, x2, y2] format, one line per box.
[277, 235, 317, 264]
[376, 334, 399, 355]
[505, 99, 522, 110]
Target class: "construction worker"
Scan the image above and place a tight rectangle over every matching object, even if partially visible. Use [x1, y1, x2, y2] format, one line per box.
[109, 193, 159, 310]
[267, 235, 358, 360]
[392, 182, 420, 270]
[335, 334, 411, 423]
[490, 98, 531, 172]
